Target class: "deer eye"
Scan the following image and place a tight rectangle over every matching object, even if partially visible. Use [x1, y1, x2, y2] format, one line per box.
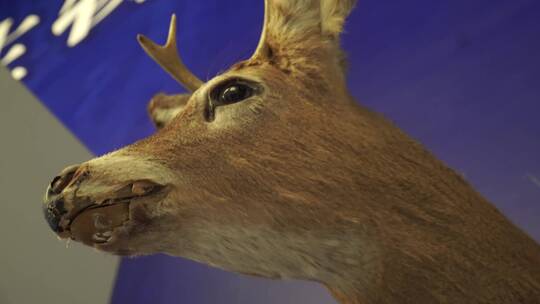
[211, 79, 256, 106]
[205, 79, 260, 121]
[221, 84, 251, 104]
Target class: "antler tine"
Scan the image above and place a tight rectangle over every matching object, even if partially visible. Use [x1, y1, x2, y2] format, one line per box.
[252, 0, 270, 59]
[137, 14, 203, 92]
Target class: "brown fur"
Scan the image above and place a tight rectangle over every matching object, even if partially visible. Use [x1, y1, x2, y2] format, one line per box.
[45, 1, 540, 303]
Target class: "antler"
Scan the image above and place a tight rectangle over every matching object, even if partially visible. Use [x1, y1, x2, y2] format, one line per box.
[252, 0, 270, 60]
[137, 14, 203, 92]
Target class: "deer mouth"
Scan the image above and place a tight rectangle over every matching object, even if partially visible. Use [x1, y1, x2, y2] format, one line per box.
[56, 181, 168, 248]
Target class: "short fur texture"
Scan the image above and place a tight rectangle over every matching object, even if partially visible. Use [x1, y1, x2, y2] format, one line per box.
[45, 1, 540, 303]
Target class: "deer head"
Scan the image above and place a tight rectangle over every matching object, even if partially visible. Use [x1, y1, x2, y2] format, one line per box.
[43, 1, 540, 303]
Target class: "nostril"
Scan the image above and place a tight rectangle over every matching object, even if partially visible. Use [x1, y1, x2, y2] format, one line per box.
[50, 176, 63, 194]
[50, 164, 80, 194]
[50, 173, 73, 194]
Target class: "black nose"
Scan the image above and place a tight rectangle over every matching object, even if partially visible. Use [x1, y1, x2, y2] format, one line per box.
[43, 198, 67, 233]
[43, 164, 81, 233]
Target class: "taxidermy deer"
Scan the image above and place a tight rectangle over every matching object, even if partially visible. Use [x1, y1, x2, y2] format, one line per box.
[43, 0, 540, 303]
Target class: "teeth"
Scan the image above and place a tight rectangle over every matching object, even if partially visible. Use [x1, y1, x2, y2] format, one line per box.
[92, 232, 112, 243]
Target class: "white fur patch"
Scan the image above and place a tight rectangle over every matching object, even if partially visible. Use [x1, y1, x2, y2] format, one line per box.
[73, 151, 177, 200]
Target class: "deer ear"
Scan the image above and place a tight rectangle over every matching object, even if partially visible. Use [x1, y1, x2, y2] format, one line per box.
[320, 0, 357, 38]
[147, 93, 191, 129]
[252, 0, 356, 59]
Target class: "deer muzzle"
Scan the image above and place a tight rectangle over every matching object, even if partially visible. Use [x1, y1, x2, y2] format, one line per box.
[43, 163, 166, 246]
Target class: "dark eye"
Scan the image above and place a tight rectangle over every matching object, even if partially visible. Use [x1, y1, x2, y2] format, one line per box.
[205, 79, 261, 121]
[214, 81, 255, 106]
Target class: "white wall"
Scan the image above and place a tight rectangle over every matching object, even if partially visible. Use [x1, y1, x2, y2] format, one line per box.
[0, 67, 118, 304]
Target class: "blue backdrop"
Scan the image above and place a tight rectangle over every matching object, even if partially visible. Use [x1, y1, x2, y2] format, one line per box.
[1, 0, 539, 303]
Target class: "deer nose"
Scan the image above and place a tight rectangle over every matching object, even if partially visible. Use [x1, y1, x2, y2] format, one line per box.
[43, 164, 82, 234]
[43, 197, 67, 233]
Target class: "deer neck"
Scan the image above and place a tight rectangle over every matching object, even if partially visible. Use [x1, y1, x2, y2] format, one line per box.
[317, 173, 540, 304]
